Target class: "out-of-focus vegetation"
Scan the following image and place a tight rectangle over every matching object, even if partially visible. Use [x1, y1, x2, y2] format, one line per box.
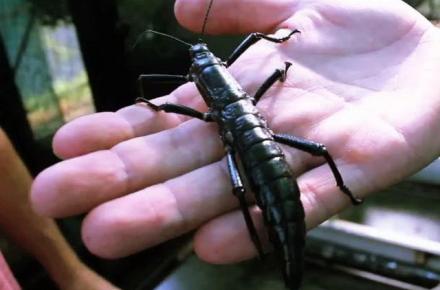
[415, 0, 440, 19]
[0, 0, 93, 140]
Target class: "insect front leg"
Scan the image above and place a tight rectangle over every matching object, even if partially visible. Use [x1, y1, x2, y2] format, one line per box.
[137, 74, 213, 121]
[253, 62, 292, 104]
[225, 30, 300, 67]
[136, 97, 213, 122]
[273, 134, 363, 205]
[226, 147, 265, 259]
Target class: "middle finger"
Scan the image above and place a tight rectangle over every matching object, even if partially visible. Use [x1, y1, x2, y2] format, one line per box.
[81, 160, 235, 258]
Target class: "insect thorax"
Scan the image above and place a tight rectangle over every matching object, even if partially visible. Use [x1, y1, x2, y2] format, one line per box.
[189, 44, 250, 109]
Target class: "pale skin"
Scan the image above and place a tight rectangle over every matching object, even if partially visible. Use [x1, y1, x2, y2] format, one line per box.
[31, 0, 440, 266]
[0, 129, 120, 290]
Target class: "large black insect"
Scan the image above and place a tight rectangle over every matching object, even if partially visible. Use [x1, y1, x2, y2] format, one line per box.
[136, 1, 362, 289]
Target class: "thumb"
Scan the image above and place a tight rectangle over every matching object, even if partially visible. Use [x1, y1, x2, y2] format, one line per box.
[174, 0, 297, 35]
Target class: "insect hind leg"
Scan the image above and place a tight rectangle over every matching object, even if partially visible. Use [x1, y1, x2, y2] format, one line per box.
[273, 133, 363, 205]
[226, 148, 265, 259]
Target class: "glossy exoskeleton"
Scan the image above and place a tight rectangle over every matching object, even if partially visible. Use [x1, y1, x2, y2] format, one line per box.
[136, 2, 362, 289]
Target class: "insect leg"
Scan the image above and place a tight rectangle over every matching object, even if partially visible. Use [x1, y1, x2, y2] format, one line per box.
[253, 62, 292, 104]
[273, 134, 363, 205]
[226, 148, 265, 259]
[138, 74, 187, 83]
[138, 74, 188, 100]
[225, 30, 300, 67]
[136, 97, 213, 122]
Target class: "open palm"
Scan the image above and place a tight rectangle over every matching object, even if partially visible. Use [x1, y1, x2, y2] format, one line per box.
[31, 0, 440, 264]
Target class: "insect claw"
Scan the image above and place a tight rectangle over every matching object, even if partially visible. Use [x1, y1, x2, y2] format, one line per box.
[286, 29, 301, 40]
[278, 29, 301, 42]
[280, 62, 292, 82]
[341, 185, 364, 205]
[135, 97, 148, 103]
[135, 97, 160, 111]
[351, 196, 364, 205]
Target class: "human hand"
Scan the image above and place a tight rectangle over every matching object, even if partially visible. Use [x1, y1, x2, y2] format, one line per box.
[31, 0, 440, 264]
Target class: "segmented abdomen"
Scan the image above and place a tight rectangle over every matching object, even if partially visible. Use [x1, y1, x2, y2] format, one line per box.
[223, 98, 306, 290]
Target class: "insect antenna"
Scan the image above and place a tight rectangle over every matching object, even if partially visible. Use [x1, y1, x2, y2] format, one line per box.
[132, 29, 192, 49]
[200, 0, 214, 40]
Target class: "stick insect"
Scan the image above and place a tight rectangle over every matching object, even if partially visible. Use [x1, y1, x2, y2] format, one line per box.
[136, 1, 362, 289]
